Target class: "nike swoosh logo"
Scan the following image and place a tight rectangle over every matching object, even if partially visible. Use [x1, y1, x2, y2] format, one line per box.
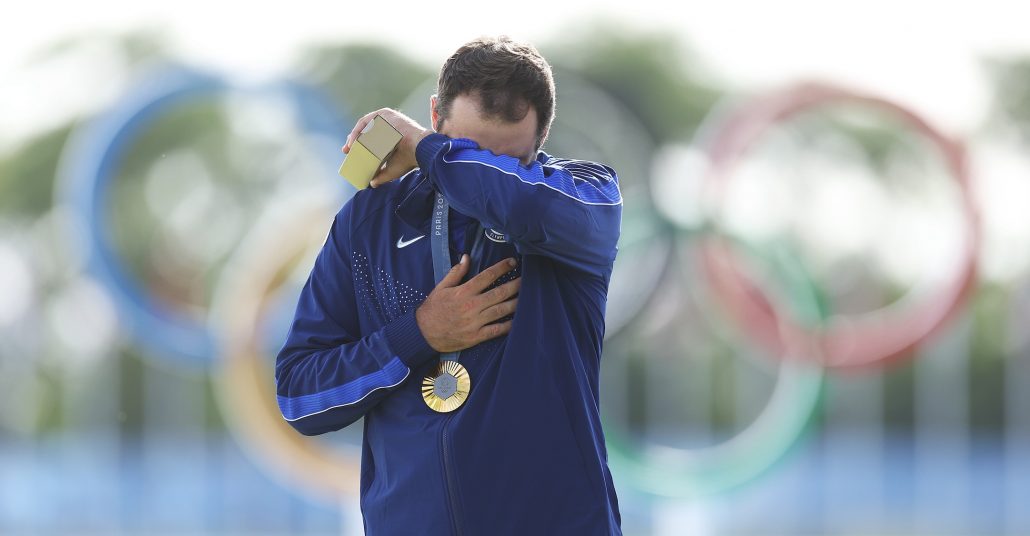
[396, 234, 426, 248]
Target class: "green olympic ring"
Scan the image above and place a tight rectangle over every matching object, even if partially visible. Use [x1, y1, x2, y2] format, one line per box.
[603, 235, 826, 498]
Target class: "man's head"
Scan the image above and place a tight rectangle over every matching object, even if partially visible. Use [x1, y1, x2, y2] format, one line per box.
[430, 36, 556, 166]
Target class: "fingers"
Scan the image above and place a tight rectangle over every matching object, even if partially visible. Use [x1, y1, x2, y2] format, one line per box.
[342, 109, 388, 153]
[436, 254, 469, 288]
[481, 297, 518, 323]
[465, 257, 517, 293]
[475, 277, 521, 310]
[475, 319, 513, 343]
[343, 115, 373, 153]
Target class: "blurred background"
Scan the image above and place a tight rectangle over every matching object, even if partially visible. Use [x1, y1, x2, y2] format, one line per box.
[2, 1, 1030, 534]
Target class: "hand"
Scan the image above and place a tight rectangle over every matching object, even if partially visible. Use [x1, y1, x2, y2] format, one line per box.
[341, 108, 433, 188]
[415, 255, 521, 353]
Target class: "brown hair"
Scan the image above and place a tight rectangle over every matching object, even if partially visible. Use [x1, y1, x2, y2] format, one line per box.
[434, 36, 556, 149]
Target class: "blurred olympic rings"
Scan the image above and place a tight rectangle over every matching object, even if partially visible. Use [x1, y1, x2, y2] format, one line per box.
[605, 238, 826, 498]
[60, 67, 980, 505]
[55, 66, 349, 367]
[210, 188, 361, 502]
[695, 82, 981, 368]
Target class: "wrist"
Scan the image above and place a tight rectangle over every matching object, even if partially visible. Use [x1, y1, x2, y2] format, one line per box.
[415, 132, 452, 172]
[383, 309, 438, 367]
[415, 305, 443, 353]
[403, 128, 431, 158]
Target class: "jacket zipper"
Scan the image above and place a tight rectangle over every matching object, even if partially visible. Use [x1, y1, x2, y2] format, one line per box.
[440, 222, 484, 536]
[441, 414, 465, 536]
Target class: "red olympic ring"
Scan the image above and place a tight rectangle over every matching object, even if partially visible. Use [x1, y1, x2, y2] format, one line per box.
[697, 82, 981, 368]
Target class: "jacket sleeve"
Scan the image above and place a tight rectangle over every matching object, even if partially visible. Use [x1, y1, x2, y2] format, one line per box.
[415, 132, 623, 277]
[274, 198, 438, 436]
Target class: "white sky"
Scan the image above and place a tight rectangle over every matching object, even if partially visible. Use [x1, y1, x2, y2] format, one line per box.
[1, 1, 1029, 291]
[2, 0, 1029, 147]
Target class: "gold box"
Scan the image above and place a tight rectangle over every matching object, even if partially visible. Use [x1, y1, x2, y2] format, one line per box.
[338, 114, 403, 190]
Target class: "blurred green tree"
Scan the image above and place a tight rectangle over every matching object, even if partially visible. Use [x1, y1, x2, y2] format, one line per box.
[542, 22, 722, 143]
[292, 43, 435, 119]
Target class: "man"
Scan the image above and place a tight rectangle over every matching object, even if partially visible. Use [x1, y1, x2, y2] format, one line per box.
[275, 35, 623, 535]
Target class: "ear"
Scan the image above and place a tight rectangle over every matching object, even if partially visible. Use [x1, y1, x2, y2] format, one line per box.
[430, 94, 440, 132]
[536, 124, 551, 152]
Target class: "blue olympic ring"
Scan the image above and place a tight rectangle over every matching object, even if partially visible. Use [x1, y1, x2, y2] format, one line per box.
[56, 65, 350, 366]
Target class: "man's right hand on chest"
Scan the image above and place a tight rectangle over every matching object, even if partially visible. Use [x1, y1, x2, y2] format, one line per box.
[415, 255, 521, 353]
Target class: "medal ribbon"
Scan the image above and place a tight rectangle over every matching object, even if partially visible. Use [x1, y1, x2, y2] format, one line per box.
[430, 191, 460, 365]
[423, 191, 486, 411]
[430, 191, 485, 365]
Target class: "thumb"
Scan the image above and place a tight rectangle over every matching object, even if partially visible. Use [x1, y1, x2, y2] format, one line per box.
[437, 254, 469, 287]
[370, 157, 412, 188]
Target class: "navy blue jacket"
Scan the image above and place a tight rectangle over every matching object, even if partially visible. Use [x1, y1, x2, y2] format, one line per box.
[275, 132, 623, 535]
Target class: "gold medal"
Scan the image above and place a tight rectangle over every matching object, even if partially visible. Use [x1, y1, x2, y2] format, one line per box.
[422, 360, 471, 412]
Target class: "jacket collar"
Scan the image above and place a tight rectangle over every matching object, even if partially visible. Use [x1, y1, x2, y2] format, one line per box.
[393, 168, 435, 232]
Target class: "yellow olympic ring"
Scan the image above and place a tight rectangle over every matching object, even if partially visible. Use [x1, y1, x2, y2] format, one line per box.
[210, 189, 360, 504]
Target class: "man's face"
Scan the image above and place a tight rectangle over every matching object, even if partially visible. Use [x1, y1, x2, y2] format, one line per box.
[431, 93, 541, 166]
